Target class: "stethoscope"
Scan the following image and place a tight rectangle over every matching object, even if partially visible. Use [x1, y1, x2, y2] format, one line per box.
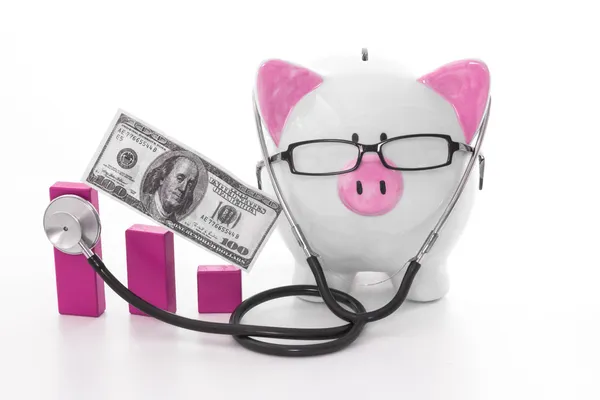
[43, 91, 491, 357]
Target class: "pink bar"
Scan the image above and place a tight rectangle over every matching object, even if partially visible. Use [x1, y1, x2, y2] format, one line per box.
[197, 265, 242, 313]
[125, 224, 176, 316]
[49, 182, 106, 317]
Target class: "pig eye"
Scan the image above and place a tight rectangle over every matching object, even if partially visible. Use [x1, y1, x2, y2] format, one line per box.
[380, 133, 388, 141]
[351, 133, 359, 142]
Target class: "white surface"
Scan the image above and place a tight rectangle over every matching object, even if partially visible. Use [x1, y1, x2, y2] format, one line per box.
[1, 1, 599, 399]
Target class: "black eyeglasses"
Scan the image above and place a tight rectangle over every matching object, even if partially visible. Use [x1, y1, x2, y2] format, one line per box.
[257, 132, 477, 177]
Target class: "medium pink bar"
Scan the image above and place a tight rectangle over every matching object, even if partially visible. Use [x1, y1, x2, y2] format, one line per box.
[125, 224, 176, 316]
[49, 182, 106, 317]
[197, 265, 242, 313]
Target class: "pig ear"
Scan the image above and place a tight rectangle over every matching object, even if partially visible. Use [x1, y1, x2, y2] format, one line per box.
[418, 59, 490, 144]
[256, 59, 323, 146]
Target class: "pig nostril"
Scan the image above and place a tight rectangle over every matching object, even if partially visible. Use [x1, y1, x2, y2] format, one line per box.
[356, 181, 363, 195]
[380, 180, 386, 195]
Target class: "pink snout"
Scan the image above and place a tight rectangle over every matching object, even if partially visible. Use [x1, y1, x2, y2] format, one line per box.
[337, 154, 403, 216]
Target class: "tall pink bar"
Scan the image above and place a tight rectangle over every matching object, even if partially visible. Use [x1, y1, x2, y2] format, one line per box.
[125, 224, 176, 316]
[49, 182, 106, 317]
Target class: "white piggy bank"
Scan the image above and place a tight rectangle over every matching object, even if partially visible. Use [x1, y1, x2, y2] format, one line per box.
[254, 53, 490, 302]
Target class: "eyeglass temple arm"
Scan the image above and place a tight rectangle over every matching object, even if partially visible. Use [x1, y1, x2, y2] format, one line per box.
[458, 143, 485, 191]
[255, 153, 284, 190]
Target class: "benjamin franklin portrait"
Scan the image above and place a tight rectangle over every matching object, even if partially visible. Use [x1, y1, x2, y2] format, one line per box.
[141, 151, 208, 223]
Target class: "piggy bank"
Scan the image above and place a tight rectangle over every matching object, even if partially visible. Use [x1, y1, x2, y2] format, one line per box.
[254, 52, 490, 302]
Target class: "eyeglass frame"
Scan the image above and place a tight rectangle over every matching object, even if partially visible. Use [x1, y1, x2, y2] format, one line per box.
[256, 133, 484, 189]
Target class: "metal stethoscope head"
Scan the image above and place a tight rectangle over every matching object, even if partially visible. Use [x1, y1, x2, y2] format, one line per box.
[43, 194, 100, 258]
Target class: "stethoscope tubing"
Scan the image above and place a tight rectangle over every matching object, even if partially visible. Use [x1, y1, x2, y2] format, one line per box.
[85, 252, 421, 356]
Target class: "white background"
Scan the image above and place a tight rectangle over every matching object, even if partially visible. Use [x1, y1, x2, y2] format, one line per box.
[1, 1, 599, 399]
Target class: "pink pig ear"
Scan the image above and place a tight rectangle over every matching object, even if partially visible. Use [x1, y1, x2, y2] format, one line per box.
[256, 59, 323, 146]
[418, 59, 490, 144]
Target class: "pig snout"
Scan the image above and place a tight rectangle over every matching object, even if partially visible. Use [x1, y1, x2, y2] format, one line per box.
[337, 154, 403, 216]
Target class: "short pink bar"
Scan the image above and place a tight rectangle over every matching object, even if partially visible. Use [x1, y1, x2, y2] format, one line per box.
[49, 182, 106, 317]
[126, 224, 176, 316]
[197, 265, 242, 313]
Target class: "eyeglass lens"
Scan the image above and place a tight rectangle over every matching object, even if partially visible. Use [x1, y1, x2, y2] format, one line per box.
[293, 142, 360, 174]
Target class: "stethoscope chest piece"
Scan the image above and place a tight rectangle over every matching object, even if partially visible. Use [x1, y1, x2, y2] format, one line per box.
[43, 195, 101, 255]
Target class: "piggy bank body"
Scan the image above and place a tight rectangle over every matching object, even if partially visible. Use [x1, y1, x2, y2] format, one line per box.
[255, 54, 490, 302]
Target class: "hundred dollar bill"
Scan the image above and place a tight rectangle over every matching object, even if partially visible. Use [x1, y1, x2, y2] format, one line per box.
[82, 109, 282, 271]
